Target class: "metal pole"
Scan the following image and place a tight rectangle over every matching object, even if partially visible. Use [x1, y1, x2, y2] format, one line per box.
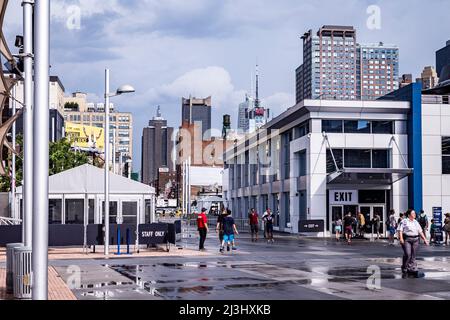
[104, 69, 110, 256]
[188, 157, 191, 215]
[22, 0, 34, 248]
[11, 85, 16, 222]
[112, 128, 116, 174]
[32, 0, 50, 300]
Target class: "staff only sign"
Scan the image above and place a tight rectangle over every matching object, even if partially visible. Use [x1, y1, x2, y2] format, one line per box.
[329, 190, 358, 205]
[139, 223, 169, 245]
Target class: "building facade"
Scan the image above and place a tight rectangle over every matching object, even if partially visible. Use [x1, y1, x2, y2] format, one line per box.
[63, 92, 133, 175]
[224, 84, 450, 237]
[296, 26, 399, 103]
[11, 75, 65, 142]
[141, 107, 174, 189]
[417, 66, 439, 90]
[358, 42, 399, 100]
[181, 96, 212, 140]
[436, 40, 450, 79]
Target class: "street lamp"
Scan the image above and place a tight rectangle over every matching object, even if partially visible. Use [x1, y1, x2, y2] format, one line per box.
[104, 69, 134, 256]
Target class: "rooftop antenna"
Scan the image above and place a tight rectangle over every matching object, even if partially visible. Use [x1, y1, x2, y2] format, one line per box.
[255, 63, 260, 108]
[156, 105, 161, 118]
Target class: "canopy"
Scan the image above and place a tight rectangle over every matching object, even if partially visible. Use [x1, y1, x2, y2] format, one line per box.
[16, 164, 155, 195]
[327, 168, 413, 186]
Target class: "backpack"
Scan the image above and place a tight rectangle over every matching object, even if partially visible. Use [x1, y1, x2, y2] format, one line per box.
[418, 214, 427, 227]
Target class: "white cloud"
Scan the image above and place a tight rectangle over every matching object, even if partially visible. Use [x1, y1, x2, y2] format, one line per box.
[262, 92, 295, 118]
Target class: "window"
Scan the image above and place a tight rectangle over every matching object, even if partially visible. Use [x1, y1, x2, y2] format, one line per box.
[372, 121, 393, 134]
[298, 150, 307, 176]
[372, 150, 390, 168]
[65, 199, 84, 224]
[322, 120, 343, 133]
[442, 137, 450, 174]
[49, 199, 62, 224]
[344, 149, 371, 168]
[344, 120, 370, 134]
[326, 149, 343, 173]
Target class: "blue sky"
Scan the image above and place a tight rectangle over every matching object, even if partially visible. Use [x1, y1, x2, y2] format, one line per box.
[4, 0, 450, 172]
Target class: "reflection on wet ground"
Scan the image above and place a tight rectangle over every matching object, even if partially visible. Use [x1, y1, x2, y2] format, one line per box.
[53, 235, 450, 300]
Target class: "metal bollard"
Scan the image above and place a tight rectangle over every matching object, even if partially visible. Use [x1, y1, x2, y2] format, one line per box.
[115, 226, 121, 255]
[6, 243, 23, 294]
[13, 246, 32, 299]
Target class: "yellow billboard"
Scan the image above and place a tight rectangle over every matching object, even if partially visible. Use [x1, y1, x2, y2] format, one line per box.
[65, 122, 104, 152]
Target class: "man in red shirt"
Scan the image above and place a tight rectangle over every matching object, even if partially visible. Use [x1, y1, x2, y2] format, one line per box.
[249, 208, 259, 242]
[197, 208, 209, 251]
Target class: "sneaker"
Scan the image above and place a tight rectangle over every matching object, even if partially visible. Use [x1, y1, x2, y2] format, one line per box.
[219, 247, 224, 253]
[232, 247, 237, 251]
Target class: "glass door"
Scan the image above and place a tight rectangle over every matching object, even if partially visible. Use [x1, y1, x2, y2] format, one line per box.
[331, 206, 343, 234]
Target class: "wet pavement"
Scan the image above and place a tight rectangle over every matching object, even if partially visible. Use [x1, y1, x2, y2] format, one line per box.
[51, 233, 450, 300]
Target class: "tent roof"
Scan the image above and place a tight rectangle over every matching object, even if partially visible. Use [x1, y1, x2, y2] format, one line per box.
[197, 195, 225, 203]
[16, 164, 155, 195]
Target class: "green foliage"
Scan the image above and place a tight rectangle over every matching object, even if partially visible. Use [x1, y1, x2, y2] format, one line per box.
[0, 136, 90, 192]
[49, 138, 89, 175]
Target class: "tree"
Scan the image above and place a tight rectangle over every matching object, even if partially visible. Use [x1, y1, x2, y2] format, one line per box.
[49, 138, 89, 175]
[0, 136, 90, 192]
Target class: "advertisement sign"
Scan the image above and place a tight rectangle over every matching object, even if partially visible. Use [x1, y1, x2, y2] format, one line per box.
[432, 207, 443, 243]
[65, 122, 105, 152]
[329, 190, 358, 205]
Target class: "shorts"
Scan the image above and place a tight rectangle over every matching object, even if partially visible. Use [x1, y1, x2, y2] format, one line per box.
[266, 224, 273, 233]
[250, 224, 259, 233]
[388, 226, 396, 235]
[345, 226, 353, 235]
[223, 234, 235, 242]
[335, 226, 342, 232]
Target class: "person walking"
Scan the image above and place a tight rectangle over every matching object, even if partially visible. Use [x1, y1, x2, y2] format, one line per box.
[262, 208, 271, 239]
[248, 208, 259, 242]
[334, 218, 343, 241]
[216, 208, 228, 247]
[357, 212, 366, 238]
[263, 209, 275, 243]
[197, 208, 209, 251]
[444, 213, 450, 246]
[372, 213, 381, 240]
[398, 209, 429, 278]
[386, 209, 397, 245]
[417, 210, 429, 243]
[430, 219, 437, 245]
[343, 212, 354, 244]
[220, 210, 239, 253]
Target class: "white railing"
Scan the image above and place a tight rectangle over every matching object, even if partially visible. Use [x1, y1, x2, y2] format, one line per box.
[0, 217, 22, 226]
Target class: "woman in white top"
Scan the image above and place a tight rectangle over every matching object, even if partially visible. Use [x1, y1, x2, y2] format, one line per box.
[398, 209, 429, 278]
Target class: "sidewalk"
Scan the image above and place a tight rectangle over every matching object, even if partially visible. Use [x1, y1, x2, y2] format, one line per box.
[0, 245, 212, 262]
[0, 266, 76, 300]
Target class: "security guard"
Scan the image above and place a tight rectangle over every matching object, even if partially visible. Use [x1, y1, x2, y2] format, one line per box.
[398, 209, 429, 278]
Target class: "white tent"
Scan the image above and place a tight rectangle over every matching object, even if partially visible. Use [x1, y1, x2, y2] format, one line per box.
[15, 164, 156, 225]
[195, 195, 225, 215]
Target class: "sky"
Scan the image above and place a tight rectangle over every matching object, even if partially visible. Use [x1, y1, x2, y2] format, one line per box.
[3, 0, 450, 172]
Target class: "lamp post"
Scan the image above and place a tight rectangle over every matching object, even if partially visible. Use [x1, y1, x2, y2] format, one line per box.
[104, 69, 134, 256]
[32, 0, 50, 300]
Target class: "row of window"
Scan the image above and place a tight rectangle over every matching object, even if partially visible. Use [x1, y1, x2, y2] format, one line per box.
[322, 120, 394, 134]
[326, 149, 390, 173]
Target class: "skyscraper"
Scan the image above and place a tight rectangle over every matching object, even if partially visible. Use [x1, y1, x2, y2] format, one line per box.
[181, 96, 212, 140]
[141, 106, 174, 187]
[357, 42, 399, 100]
[297, 25, 357, 103]
[436, 40, 450, 79]
[237, 66, 269, 133]
[295, 26, 399, 103]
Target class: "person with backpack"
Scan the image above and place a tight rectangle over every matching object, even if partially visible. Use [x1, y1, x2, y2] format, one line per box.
[343, 212, 354, 244]
[216, 208, 228, 245]
[263, 209, 275, 243]
[220, 210, 239, 253]
[197, 208, 209, 251]
[417, 210, 429, 243]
